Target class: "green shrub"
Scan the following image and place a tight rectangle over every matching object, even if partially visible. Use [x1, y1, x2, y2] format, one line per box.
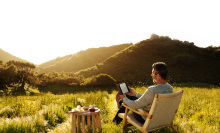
[82, 74, 116, 87]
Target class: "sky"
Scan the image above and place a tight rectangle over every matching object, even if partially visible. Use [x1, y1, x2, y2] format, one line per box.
[0, 0, 220, 65]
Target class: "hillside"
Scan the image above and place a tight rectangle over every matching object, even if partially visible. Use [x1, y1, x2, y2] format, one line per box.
[78, 35, 220, 85]
[0, 48, 28, 63]
[36, 44, 132, 73]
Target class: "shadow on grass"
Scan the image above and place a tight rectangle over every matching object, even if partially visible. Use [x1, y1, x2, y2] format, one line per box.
[172, 82, 219, 89]
[38, 85, 116, 95]
[1, 85, 116, 96]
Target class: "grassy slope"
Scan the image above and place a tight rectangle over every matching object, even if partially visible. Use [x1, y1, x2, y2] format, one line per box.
[0, 48, 28, 63]
[36, 44, 132, 73]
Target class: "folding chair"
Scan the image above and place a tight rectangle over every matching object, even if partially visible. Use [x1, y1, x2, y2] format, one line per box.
[118, 90, 183, 133]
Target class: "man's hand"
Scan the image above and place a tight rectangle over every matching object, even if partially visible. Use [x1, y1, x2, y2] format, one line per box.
[119, 94, 126, 99]
[126, 87, 137, 96]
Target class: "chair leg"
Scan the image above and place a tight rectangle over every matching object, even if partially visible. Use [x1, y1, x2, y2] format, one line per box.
[116, 92, 121, 108]
[122, 108, 128, 128]
[170, 123, 178, 133]
[140, 127, 148, 133]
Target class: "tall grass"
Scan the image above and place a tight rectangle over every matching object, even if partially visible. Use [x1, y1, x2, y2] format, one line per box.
[0, 86, 220, 133]
[175, 87, 220, 132]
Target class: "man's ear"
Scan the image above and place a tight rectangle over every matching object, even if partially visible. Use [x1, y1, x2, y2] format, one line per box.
[157, 74, 162, 79]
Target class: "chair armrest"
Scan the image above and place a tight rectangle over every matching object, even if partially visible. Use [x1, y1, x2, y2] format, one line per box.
[122, 103, 150, 117]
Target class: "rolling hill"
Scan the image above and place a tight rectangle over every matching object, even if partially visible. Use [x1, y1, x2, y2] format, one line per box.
[78, 35, 220, 85]
[1, 35, 220, 85]
[36, 44, 132, 73]
[0, 48, 28, 63]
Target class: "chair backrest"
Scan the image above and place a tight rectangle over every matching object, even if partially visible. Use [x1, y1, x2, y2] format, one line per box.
[143, 90, 183, 131]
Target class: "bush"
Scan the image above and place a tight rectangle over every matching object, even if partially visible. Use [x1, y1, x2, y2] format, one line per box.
[82, 74, 116, 87]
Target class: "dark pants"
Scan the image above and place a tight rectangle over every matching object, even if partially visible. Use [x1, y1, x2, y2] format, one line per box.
[112, 95, 145, 124]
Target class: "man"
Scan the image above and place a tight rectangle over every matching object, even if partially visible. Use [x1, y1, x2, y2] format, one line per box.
[113, 62, 173, 124]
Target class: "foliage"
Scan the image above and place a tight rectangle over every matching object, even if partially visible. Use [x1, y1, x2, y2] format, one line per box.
[0, 60, 36, 93]
[0, 60, 115, 94]
[0, 65, 17, 91]
[38, 71, 83, 87]
[81, 74, 116, 87]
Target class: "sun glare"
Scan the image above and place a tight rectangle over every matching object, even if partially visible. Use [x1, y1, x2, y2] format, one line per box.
[0, 0, 220, 64]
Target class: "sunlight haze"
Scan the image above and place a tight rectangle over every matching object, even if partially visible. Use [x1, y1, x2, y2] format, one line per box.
[0, 0, 220, 65]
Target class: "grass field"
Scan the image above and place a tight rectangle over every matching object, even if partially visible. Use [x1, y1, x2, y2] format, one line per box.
[0, 85, 220, 133]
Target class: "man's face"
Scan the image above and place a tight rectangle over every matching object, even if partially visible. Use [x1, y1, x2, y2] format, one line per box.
[151, 68, 157, 83]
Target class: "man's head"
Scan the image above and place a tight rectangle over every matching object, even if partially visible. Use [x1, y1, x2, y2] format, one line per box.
[151, 62, 168, 83]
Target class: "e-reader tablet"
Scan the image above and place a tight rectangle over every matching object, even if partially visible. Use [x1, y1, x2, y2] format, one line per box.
[119, 82, 130, 94]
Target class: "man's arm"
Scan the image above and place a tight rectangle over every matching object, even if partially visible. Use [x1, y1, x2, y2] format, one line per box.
[122, 87, 154, 110]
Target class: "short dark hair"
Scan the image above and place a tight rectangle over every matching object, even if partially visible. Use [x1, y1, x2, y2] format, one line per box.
[152, 62, 168, 80]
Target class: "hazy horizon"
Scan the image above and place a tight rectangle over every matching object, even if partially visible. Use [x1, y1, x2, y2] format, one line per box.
[1, 0, 220, 65]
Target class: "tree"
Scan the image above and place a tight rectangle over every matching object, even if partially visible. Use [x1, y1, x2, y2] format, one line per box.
[6, 60, 36, 93]
[0, 65, 17, 91]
